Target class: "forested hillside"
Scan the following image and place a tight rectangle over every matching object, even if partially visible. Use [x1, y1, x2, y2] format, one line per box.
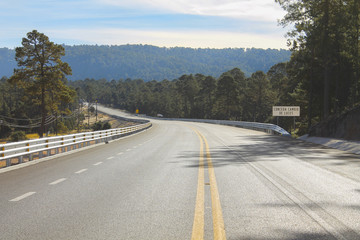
[0, 45, 290, 81]
[68, 65, 298, 133]
[0, 48, 17, 78]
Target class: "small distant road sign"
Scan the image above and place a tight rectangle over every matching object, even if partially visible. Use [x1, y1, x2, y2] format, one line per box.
[273, 106, 300, 117]
[135, 109, 139, 114]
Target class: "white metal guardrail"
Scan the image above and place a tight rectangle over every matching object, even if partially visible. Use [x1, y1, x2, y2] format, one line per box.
[147, 117, 291, 136]
[0, 122, 151, 169]
[185, 119, 291, 136]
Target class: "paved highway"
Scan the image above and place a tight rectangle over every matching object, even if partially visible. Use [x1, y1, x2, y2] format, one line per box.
[1, 107, 360, 240]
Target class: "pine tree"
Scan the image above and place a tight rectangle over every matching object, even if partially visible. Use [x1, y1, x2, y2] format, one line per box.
[9, 30, 75, 137]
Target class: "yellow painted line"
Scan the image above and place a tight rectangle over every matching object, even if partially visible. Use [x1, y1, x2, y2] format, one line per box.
[202, 133, 226, 240]
[191, 132, 205, 240]
[190, 126, 226, 240]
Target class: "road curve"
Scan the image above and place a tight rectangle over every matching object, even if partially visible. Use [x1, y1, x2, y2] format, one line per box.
[1, 106, 360, 240]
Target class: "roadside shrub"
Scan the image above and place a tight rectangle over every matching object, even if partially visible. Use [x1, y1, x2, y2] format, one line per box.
[0, 125, 12, 139]
[57, 121, 69, 134]
[10, 131, 28, 142]
[92, 121, 111, 131]
[102, 122, 111, 130]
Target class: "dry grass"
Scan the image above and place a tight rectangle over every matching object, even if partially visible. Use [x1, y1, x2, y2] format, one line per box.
[0, 161, 6, 168]
[26, 133, 40, 139]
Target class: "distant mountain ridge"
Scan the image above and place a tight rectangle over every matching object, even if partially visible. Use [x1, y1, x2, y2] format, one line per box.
[0, 45, 291, 81]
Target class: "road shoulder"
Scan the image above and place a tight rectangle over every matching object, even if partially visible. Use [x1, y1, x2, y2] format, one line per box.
[298, 134, 360, 155]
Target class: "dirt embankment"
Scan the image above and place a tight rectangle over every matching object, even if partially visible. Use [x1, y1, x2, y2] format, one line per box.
[309, 106, 360, 140]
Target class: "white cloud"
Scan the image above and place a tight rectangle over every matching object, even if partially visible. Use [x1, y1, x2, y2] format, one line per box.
[98, 0, 285, 22]
[0, 0, 288, 49]
[49, 28, 288, 49]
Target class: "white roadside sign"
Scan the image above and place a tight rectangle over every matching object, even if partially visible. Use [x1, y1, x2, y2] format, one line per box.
[273, 106, 300, 117]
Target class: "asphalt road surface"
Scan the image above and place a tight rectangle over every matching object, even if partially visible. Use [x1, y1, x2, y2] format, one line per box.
[1, 107, 360, 240]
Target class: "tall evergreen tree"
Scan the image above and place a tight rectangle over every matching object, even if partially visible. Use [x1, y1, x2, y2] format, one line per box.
[9, 30, 75, 137]
[276, 0, 360, 126]
[245, 71, 275, 122]
[198, 75, 217, 119]
[215, 74, 241, 119]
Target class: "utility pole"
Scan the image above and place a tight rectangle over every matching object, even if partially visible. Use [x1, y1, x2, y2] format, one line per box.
[88, 102, 90, 128]
[55, 112, 58, 136]
[77, 101, 81, 133]
[96, 100, 98, 122]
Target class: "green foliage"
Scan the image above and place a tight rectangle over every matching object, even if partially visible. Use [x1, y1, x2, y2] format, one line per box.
[9, 30, 76, 137]
[103, 122, 111, 130]
[0, 45, 291, 81]
[214, 74, 241, 119]
[276, 0, 360, 131]
[92, 121, 111, 131]
[70, 67, 280, 123]
[244, 71, 275, 122]
[10, 131, 27, 142]
[56, 121, 69, 134]
[0, 124, 11, 139]
[89, 106, 95, 113]
[0, 32, 81, 139]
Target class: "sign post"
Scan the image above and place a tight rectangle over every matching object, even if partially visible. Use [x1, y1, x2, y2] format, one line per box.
[272, 106, 300, 134]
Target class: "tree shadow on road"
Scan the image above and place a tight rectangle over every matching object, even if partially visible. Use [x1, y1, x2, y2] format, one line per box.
[228, 230, 358, 240]
[175, 134, 360, 240]
[177, 134, 360, 182]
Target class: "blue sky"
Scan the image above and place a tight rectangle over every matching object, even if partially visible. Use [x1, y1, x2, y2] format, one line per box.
[0, 0, 289, 49]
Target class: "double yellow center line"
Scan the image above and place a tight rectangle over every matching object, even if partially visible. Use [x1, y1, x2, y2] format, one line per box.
[191, 128, 226, 240]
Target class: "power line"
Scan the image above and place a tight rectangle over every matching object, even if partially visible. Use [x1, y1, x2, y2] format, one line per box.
[0, 108, 86, 129]
[0, 114, 43, 121]
[0, 115, 57, 128]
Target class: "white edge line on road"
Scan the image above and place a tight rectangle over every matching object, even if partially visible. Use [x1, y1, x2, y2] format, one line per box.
[10, 192, 36, 202]
[75, 168, 88, 174]
[93, 162, 103, 166]
[49, 178, 67, 185]
[126, 149, 131, 152]
[107, 156, 114, 160]
[117, 152, 124, 155]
